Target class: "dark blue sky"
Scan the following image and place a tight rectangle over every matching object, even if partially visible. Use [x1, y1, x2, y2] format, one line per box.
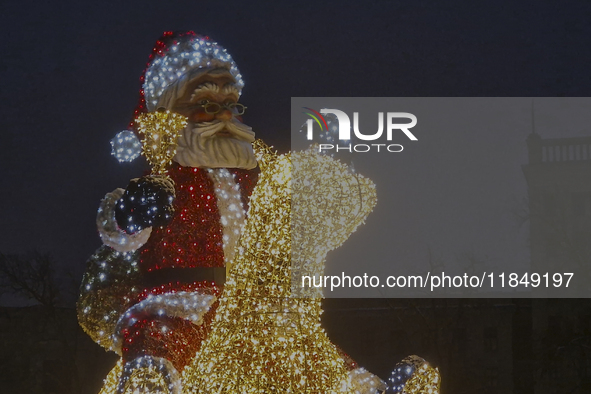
[1, 0, 591, 287]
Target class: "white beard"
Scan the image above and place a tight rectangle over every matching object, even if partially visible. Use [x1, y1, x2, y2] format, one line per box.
[174, 119, 257, 169]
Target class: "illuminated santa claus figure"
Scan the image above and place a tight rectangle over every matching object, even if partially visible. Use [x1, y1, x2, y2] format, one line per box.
[78, 31, 259, 393]
[79, 31, 396, 394]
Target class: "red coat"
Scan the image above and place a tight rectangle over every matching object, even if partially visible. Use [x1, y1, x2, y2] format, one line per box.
[120, 164, 259, 371]
[139, 164, 259, 272]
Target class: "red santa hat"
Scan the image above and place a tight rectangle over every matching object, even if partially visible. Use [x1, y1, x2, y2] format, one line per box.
[129, 31, 244, 129]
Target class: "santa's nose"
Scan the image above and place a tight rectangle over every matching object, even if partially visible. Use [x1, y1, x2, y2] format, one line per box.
[215, 108, 234, 122]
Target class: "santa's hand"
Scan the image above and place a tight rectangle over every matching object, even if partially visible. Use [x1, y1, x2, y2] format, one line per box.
[115, 175, 176, 234]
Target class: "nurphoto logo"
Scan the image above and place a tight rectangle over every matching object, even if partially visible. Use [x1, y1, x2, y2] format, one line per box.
[303, 107, 418, 153]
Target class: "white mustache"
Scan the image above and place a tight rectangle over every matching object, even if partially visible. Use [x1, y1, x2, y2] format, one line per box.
[194, 119, 255, 142]
[174, 118, 258, 169]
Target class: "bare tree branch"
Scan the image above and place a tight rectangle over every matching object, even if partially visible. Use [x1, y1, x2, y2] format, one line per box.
[0, 251, 61, 308]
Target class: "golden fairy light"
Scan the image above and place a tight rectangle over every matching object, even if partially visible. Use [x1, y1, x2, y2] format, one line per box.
[98, 359, 122, 394]
[98, 357, 181, 394]
[76, 247, 141, 352]
[290, 145, 378, 299]
[404, 364, 441, 394]
[92, 141, 381, 394]
[181, 141, 377, 393]
[135, 109, 187, 176]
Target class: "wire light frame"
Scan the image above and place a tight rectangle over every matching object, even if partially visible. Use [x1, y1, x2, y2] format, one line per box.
[135, 109, 187, 176]
[182, 141, 377, 393]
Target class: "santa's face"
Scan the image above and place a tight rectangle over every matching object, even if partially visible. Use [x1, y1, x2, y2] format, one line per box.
[171, 72, 257, 169]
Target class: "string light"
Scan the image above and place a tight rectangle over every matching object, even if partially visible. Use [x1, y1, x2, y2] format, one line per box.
[117, 356, 181, 394]
[111, 290, 217, 354]
[350, 367, 388, 393]
[86, 32, 252, 394]
[135, 109, 187, 176]
[77, 246, 142, 352]
[207, 168, 247, 271]
[114, 176, 176, 234]
[387, 356, 440, 394]
[87, 141, 390, 394]
[290, 145, 377, 298]
[182, 141, 377, 393]
[111, 130, 142, 162]
[98, 359, 123, 394]
[97, 188, 152, 252]
[112, 109, 187, 235]
[143, 35, 244, 111]
[138, 166, 257, 271]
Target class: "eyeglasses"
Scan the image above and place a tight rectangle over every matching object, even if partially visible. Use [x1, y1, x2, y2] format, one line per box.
[192, 100, 247, 115]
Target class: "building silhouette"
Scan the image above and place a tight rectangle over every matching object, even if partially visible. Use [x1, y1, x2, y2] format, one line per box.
[523, 132, 591, 394]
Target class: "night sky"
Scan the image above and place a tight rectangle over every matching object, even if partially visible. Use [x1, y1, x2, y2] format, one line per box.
[2, 0, 591, 303]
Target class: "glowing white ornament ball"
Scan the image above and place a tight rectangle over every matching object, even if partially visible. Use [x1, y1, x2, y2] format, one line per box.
[110, 130, 141, 162]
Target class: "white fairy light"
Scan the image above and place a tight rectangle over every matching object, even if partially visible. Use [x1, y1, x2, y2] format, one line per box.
[110, 130, 142, 162]
[387, 356, 440, 394]
[96, 188, 152, 252]
[143, 35, 244, 111]
[349, 367, 388, 394]
[207, 168, 246, 264]
[116, 356, 182, 394]
[77, 246, 141, 352]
